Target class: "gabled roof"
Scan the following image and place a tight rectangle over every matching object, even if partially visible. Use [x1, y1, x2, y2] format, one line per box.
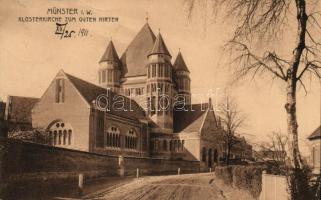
[99, 40, 120, 64]
[120, 23, 156, 78]
[308, 126, 321, 140]
[7, 96, 39, 123]
[65, 73, 106, 104]
[149, 33, 171, 57]
[64, 72, 146, 121]
[173, 51, 189, 72]
[173, 103, 209, 133]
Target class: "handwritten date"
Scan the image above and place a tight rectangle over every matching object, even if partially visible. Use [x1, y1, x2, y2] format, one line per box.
[55, 23, 89, 39]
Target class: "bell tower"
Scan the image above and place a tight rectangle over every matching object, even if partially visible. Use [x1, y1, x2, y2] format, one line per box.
[173, 50, 191, 105]
[146, 32, 173, 134]
[98, 40, 121, 93]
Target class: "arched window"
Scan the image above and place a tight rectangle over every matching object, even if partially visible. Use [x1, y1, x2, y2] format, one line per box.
[202, 147, 207, 162]
[53, 131, 57, 145]
[170, 140, 173, 151]
[214, 149, 218, 162]
[49, 131, 53, 145]
[152, 64, 156, 77]
[125, 129, 137, 150]
[175, 140, 178, 152]
[63, 130, 67, 145]
[208, 149, 213, 167]
[163, 140, 168, 151]
[68, 130, 72, 145]
[181, 140, 185, 151]
[58, 130, 62, 145]
[47, 121, 73, 146]
[105, 126, 120, 148]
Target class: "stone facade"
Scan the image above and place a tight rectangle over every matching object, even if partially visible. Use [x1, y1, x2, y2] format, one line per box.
[31, 22, 253, 167]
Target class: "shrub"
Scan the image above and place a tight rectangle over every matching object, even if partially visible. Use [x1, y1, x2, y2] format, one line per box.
[8, 129, 48, 144]
[215, 165, 264, 198]
[215, 166, 233, 184]
[232, 166, 263, 198]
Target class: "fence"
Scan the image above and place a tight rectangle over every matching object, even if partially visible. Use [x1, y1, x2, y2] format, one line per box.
[260, 171, 289, 200]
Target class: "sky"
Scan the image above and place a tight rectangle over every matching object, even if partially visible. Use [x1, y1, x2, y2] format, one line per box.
[0, 0, 320, 155]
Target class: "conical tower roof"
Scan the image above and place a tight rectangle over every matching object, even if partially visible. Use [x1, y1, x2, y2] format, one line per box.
[120, 23, 156, 77]
[173, 51, 190, 72]
[99, 40, 120, 63]
[149, 32, 171, 57]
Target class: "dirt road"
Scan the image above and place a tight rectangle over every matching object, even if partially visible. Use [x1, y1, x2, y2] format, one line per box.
[84, 173, 254, 200]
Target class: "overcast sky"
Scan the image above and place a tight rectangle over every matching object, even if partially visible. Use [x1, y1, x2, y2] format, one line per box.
[0, 0, 320, 155]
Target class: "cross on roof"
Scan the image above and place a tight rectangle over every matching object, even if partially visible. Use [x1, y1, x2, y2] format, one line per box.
[145, 12, 149, 23]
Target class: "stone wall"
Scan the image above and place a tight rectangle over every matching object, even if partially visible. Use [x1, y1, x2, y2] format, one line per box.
[0, 138, 200, 198]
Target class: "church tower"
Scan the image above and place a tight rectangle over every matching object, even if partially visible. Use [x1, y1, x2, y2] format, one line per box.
[98, 40, 121, 92]
[173, 51, 191, 105]
[146, 32, 173, 134]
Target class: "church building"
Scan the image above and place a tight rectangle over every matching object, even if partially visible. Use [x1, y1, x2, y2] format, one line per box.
[31, 22, 252, 167]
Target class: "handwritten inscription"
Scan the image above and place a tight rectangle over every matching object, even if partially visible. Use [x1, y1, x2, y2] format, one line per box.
[18, 7, 118, 39]
[55, 23, 88, 39]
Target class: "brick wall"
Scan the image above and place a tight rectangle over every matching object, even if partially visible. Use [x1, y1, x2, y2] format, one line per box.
[0, 138, 200, 198]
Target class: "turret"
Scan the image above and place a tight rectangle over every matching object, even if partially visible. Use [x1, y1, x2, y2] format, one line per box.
[173, 51, 191, 104]
[98, 40, 121, 92]
[146, 32, 173, 133]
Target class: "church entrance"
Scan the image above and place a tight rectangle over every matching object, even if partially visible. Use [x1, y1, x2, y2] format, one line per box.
[208, 148, 213, 167]
[214, 149, 218, 164]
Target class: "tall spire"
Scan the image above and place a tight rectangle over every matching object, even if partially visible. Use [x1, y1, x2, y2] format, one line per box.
[99, 40, 120, 63]
[149, 32, 171, 57]
[145, 12, 149, 23]
[173, 51, 190, 72]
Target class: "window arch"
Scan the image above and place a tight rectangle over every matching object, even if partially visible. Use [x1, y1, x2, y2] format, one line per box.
[125, 129, 137, 150]
[105, 126, 120, 148]
[47, 120, 73, 146]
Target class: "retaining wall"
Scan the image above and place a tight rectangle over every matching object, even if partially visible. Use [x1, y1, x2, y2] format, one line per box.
[0, 138, 200, 199]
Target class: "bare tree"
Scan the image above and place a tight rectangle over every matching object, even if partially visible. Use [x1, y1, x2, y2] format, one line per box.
[186, 0, 321, 170]
[259, 132, 288, 166]
[219, 95, 246, 165]
[186, 1, 321, 198]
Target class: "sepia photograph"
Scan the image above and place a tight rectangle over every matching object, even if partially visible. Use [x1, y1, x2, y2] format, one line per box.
[0, 0, 320, 199]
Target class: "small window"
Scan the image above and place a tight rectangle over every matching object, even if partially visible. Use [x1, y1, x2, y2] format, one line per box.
[124, 88, 131, 96]
[102, 70, 106, 82]
[107, 70, 113, 82]
[152, 64, 156, 77]
[55, 79, 65, 103]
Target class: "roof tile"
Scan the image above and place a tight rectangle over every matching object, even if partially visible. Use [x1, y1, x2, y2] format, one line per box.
[149, 33, 171, 57]
[99, 40, 120, 65]
[120, 23, 156, 77]
[173, 52, 190, 72]
[173, 103, 209, 133]
[65, 73, 146, 121]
